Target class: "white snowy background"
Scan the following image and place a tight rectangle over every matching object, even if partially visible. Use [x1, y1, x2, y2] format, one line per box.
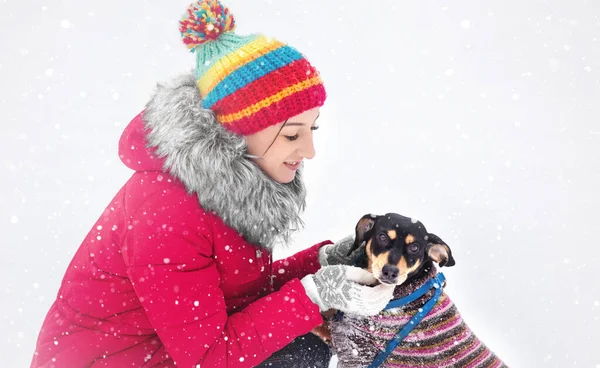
[2, 0, 599, 367]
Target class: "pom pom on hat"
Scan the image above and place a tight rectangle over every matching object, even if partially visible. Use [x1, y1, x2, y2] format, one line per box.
[179, 0, 235, 51]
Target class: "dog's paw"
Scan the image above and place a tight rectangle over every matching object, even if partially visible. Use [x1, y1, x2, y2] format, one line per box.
[310, 321, 332, 343]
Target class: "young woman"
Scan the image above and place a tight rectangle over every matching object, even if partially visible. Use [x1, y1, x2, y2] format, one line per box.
[31, 1, 395, 367]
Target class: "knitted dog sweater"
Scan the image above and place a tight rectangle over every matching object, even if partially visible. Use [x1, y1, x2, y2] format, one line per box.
[330, 264, 506, 367]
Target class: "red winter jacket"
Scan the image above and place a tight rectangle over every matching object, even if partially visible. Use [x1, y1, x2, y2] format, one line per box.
[31, 109, 331, 367]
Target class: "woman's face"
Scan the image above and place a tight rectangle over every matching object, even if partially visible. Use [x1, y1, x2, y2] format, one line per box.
[245, 107, 321, 184]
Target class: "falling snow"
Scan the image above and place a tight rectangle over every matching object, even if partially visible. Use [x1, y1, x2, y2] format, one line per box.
[2, 1, 599, 368]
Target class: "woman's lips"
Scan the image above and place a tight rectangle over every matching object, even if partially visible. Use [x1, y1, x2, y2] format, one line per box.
[284, 161, 301, 170]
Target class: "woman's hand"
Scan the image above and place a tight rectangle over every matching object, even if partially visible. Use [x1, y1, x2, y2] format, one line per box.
[318, 235, 364, 266]
[301, 265, 395, 316]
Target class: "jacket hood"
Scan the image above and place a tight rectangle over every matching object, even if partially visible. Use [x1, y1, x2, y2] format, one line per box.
[118, 71, 307, 250]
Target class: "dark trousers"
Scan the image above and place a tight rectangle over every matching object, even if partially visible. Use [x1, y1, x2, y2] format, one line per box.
[255, 333, 332, 368]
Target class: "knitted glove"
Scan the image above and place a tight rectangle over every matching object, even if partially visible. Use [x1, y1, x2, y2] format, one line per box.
[318, 235, 364, 266]
[300, 265, 395, 316]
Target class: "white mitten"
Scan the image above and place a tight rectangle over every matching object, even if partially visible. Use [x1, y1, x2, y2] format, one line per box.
[318, 235, 364, 266]
[301, 265, 394, 316]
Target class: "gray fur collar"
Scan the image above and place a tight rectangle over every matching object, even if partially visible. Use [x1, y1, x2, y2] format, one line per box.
[142, 71, 306, 250]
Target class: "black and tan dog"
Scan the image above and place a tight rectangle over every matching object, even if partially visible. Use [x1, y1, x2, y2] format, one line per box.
[347, 213, 455, 286]
[325, 213, 506, 368]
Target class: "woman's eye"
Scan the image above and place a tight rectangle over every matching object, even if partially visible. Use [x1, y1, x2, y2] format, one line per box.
[408, 244, 420, 253]
[284, 126, 318, 141]
[284, 134, 299, 141]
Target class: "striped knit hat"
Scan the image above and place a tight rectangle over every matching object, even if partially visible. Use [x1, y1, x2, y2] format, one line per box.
[179, 0, 327, 136]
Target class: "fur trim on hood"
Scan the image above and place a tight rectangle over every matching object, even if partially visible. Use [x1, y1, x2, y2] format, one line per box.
[142, 71, 307, 250]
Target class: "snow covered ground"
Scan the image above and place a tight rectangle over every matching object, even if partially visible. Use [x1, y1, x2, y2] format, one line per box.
[2, 1, 599, 367]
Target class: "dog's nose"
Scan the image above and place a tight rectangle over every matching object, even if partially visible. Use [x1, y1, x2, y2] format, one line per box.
[381, 264, 399, 280]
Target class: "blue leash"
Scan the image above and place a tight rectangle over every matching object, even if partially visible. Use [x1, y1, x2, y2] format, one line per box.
[344, 250, 446, 367]
[366, 272, 446, 368]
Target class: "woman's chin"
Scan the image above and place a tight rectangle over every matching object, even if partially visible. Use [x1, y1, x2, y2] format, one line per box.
[275, 175, 295, 184]
[271, 170, 296, 184]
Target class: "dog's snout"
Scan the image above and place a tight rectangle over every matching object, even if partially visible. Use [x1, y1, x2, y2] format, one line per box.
[381, 264, 399, 280]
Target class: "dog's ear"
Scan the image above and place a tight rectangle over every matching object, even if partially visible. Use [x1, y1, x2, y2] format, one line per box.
[347, 214, 378, 256]
[426, 233, 455, 267]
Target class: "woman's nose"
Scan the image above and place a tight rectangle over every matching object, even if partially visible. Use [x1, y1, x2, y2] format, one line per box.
[299, 135, 316, 159]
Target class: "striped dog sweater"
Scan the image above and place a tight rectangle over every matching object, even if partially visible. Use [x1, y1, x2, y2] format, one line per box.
[330, 264, 506, 367]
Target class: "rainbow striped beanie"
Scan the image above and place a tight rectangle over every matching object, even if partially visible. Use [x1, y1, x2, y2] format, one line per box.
[179, 0, 327, 136]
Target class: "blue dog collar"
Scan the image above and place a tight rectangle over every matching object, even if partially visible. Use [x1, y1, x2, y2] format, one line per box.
[367, 273, 446, 368]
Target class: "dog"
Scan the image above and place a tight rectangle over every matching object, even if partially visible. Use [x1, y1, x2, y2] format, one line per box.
[324, 213, 507, 367]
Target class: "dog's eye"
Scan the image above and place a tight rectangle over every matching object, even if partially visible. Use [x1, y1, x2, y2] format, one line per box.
[408, 244, 420, 253]
[377, 233, 390, 245]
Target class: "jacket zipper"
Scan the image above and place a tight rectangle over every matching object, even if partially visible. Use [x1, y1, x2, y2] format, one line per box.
[256, 249, 274, 292]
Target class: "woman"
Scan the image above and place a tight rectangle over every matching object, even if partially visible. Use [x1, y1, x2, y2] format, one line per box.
[31, 1, 395, 367]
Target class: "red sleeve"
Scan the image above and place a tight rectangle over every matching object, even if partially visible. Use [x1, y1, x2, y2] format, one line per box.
[271, 240, 333, 291]
[123, 189, 323, 368]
